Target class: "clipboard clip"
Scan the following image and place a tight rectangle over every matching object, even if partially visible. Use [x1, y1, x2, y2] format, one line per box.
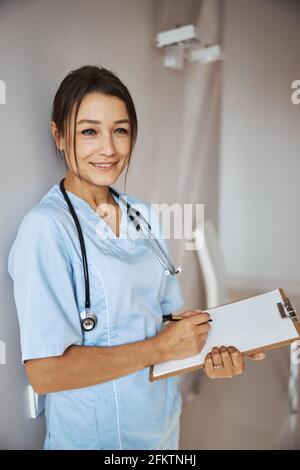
[277, 297, 297, 322]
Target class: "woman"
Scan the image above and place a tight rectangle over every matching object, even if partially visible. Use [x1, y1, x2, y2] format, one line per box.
[8, 65, 264, 450]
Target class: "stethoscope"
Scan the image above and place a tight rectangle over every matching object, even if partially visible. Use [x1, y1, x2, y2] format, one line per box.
[59, 178, 182, 331]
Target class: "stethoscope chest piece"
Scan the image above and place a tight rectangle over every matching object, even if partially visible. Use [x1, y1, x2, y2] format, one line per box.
[80, 310, 97, 331]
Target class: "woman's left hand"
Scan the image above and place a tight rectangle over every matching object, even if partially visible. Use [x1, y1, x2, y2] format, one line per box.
[204, 346, 265, 379]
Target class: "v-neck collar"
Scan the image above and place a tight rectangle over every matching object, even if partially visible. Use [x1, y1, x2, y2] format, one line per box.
[56, 184, 128, 239]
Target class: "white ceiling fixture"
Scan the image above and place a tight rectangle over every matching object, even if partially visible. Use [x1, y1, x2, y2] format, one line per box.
[155, 24, 224, 70]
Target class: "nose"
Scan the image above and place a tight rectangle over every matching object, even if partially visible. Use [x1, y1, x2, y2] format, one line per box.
[98, 131, 115, 157]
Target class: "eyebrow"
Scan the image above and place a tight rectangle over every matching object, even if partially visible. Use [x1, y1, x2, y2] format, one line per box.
[77, 119, 130, 125]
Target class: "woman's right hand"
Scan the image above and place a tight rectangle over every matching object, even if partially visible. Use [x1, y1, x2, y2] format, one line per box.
[154, 310, 211, 362]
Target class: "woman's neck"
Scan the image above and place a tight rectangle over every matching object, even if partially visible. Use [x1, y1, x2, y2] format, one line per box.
[63, 173, 114, 209]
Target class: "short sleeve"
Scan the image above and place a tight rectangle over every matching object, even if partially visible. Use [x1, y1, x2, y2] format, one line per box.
[148, 204, 185, 315]
[8, 210, 82, 363]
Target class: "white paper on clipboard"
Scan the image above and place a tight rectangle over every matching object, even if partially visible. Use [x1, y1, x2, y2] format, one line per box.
[151, 289, 299, 380]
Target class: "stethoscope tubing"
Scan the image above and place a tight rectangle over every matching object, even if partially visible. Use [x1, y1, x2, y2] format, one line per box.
[59, 178, 181, 329]
[60, 179, 91, 310]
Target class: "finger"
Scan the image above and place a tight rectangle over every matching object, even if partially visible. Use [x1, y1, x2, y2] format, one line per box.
[195, 322, 211, 336]
[174, 311, 210, 323]
[189, 312, 211, 325]
[211, 347, 223, 369]
[178, 309, 209, 318]
[198, 332, 209, 344]
[227, 346, 244, 374]
[220, 346, 234, 377]
[204, 353, 216, 378]
[246, 352, 266, 360]
[177, 311, 199, 318]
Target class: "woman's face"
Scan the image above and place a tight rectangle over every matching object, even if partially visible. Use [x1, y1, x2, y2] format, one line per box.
[56, 91, 131, 187]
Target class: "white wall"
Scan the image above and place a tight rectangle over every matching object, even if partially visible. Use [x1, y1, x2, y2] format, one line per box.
[219, 0, 300, 294]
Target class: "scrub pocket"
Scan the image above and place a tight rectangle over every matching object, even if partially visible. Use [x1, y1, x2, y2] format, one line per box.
[44, 389, 101, 450]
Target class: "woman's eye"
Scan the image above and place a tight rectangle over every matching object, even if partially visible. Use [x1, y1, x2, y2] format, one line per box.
[82, 128, 97, 136]
[81, 128, 129, 136]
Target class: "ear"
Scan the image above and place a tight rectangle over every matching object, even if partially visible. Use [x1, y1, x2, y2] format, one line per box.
[50, 121, 65, 150]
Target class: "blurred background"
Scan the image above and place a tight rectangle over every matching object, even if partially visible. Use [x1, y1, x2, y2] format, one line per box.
[0, 0, 300, 449]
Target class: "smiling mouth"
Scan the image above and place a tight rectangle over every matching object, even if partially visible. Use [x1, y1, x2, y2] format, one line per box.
[90, 162, 118, 170]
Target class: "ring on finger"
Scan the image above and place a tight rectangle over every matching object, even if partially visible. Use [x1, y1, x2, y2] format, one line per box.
[213, 363, 223, 370]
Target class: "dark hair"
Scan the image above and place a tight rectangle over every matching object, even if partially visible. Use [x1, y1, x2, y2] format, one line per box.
[51, 65, 138, 192]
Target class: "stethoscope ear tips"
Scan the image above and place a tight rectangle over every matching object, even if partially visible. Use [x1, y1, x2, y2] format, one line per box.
[164, 266, 182, 276]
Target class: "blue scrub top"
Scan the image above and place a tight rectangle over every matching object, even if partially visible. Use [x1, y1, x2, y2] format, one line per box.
[8, 183, 185, 450]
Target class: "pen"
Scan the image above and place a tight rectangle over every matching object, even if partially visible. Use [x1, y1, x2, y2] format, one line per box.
[162, 313, 213, 323]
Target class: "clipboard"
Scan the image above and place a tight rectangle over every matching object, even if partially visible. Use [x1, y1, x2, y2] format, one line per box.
[149, 288, 300, 381]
